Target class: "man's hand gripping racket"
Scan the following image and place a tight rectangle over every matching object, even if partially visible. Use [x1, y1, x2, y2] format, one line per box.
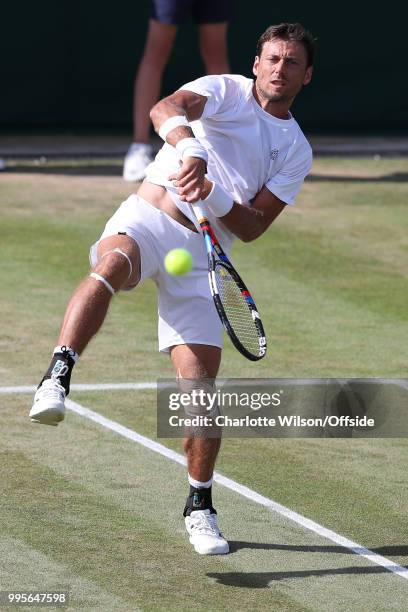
[190, 202, 267, 361]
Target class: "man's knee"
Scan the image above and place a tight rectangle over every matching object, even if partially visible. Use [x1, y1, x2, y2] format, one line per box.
[90, 235, 141, 292]
[171, 344, 222, 379]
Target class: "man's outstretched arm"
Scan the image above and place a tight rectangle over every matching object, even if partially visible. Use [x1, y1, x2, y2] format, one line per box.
[173, 178, 286, 243]
[217, 186, 286, 242]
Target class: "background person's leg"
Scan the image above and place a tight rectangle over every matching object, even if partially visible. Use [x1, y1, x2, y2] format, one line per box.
[199, 23, 230, 74]
[124, 20, 178, 182]
[133, 20, 178, 144]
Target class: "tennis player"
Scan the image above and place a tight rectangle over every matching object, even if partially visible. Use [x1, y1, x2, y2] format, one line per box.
[30, 23, 315, 555]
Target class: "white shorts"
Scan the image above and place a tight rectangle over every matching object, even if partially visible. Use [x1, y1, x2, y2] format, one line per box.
[90, 194, 223, 353]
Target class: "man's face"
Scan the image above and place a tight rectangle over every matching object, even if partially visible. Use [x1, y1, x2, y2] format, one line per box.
[253, 39, 313, 105]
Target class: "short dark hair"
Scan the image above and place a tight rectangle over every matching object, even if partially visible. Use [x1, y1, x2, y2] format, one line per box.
[256, 23, 316, 67]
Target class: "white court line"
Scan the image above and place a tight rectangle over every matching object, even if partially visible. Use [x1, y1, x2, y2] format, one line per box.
[2, 379, 407, 395]
[62, 397, 408, 582]
[2, 383, 408, 581]
[0, 382, 156, 394]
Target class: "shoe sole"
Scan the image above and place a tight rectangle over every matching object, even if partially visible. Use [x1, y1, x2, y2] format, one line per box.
[189, 536, 229, 555]
[29, 408, 65, 426]
[30, 418, 59, 426]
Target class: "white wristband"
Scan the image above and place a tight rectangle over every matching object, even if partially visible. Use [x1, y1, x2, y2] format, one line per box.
[175, 137, 208, 164]
[158, 115, 189, 141]
[204, 182, 234, 217]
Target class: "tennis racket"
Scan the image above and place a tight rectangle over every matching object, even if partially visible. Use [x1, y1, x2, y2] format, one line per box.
[191, 202, 267, 361]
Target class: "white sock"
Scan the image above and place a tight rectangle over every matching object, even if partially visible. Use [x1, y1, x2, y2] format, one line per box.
[188, 474, 213, 489]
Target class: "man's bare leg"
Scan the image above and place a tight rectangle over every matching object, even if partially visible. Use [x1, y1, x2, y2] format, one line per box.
[170, 343, 222, 482]
[171, 343, 229, 554]
[58, 235, 140, 354]
[29, 235, 140, 425]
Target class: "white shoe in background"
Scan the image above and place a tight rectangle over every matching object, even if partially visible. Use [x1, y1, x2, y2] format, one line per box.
[123, 143, 153, 182]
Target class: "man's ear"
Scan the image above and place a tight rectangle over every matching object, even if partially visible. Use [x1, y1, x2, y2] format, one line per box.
[252, 56, 259, 78]
[303, 65, 313, 86]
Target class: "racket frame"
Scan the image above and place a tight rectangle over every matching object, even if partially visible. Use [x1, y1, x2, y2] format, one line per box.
[191, 203, 267, 361]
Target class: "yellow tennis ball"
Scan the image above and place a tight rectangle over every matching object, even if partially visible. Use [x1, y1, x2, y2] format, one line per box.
[164, 248, 193, 276]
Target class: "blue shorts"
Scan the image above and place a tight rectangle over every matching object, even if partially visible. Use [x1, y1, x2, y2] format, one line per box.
[150, 0, 235, 25]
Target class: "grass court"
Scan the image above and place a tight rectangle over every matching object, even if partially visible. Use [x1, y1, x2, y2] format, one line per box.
[0, 157, 407, 610]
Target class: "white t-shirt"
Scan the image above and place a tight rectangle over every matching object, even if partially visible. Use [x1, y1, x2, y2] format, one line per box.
[144, 74, 312, 248]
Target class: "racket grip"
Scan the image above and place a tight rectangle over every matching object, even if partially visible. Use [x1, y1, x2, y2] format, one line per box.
[190, 202, 206, 222]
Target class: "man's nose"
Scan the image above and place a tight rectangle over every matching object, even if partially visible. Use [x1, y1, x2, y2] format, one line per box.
[274, 59, 285, 74]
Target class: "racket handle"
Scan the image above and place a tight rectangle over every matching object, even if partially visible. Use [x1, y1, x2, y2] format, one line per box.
[190, 202, 206, 222]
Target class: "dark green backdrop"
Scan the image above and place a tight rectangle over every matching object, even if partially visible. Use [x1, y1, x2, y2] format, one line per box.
[1, 1, 406, 132]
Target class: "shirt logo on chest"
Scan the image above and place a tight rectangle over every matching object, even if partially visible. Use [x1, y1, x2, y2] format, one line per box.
[270, 149, 279, 161]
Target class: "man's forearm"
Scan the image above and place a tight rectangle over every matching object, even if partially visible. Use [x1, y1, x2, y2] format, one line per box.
[150, 93, 210, 202]
[150, 91, 208, 147]
[198, 179, 271, 242]
[204, 180, 285, 242]
[150, 98, 194, 145]
[218, 203, 266, 242]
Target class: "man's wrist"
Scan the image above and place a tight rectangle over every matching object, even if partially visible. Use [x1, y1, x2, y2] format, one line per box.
[158, 115, 189, 141]
[201, 179, 213, 200]
[203, 182, 234, 217]
[175, 138, 208, 164]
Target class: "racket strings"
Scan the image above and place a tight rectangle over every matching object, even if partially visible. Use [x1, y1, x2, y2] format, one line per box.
[215, 265, 261, 355]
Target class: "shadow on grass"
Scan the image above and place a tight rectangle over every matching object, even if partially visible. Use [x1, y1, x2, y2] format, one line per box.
[228, 541, 408, 556]
[207, 563, 407, 587]
[307, 172, 408, 183]
[216, 541, 408, 587]
[4, 166, 408, 182]
[3, 164, 123, 177]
